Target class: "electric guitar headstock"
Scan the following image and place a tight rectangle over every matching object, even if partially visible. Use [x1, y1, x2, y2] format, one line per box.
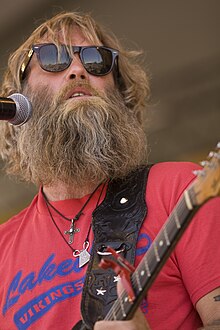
[189, 142, 220, 206]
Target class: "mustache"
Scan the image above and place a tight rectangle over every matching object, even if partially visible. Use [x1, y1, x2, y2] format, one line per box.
[22, 80, 109, 117]
[54, 80, 107, 105]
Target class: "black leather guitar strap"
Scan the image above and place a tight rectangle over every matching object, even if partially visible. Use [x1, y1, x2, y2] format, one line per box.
[80, 165, 152, 329]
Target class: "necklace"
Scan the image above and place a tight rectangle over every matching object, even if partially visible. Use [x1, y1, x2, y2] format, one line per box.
[42, 183, 102, 244]
[42, 182, 106, 267]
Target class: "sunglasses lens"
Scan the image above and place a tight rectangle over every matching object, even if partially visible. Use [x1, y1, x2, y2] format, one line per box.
[38, 44, 70, 72]
[35, 44, 116, 76]
[82, 47, 113, 75]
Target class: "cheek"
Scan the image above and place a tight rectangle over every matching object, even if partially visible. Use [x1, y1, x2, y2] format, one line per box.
[27, 70, 61, 94]
[104, 73, 115, 88]
[90, 74, 115, 92]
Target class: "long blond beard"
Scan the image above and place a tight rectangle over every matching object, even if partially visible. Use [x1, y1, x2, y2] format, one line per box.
[13, 81, 148, 186]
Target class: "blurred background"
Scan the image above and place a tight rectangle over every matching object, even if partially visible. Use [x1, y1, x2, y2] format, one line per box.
[0, 0, 219, 223]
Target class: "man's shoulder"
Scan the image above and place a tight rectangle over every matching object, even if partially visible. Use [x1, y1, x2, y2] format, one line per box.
[149, 161, 200, 182]
[1, 207, 29, 227]
[0, 194, 38, 234]
[0, 207, 30, 246]
[147, 161, 201, 205]
[151, 160, 199, 173]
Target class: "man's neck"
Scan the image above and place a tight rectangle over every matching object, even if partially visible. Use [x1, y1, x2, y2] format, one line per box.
[43, 180, 101, 201]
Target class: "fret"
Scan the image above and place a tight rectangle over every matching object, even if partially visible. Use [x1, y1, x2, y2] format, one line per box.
[173, 208, 181, 229]
[184, 190, 193, 210]
[135, 270, 142, 292]
[163, 225, 171, 246]
[153, 242, 160, 262]
[119, 295, 127, 318]
[143, 256, 151, 277]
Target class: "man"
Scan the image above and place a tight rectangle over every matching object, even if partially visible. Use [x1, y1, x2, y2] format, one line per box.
[0, 11, 220, 330]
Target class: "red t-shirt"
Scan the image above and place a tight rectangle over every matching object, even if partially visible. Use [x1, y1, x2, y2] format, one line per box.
[0, 162, 220, 330]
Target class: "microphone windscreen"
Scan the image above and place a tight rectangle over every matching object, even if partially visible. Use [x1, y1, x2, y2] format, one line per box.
[8, 93, 32, 125]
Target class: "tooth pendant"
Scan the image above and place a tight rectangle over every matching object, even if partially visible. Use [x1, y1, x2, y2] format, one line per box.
[73, 241, 91, 268]
[78, 249, 90, 268]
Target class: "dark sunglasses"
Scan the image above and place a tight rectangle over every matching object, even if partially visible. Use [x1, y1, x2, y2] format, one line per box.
[20, 43, 119, 80]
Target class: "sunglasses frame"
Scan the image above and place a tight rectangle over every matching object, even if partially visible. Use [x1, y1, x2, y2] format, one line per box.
[20, 43, 119, 80]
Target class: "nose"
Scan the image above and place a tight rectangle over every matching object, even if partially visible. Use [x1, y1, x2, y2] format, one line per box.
[65, 54, 88, 81]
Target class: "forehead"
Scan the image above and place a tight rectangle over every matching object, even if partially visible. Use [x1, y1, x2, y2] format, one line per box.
[40, 25, 102, 46]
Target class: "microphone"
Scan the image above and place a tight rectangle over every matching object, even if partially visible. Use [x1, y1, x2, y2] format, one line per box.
[0, 93, 32, 125]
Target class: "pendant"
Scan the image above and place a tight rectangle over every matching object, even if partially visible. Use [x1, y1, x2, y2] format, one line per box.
[79, 249, 91, 268]
[64, 219, 80, 244]
[73, 241, 91, 268]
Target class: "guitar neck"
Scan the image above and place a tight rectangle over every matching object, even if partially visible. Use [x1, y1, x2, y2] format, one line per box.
[105, 187, 199, 321]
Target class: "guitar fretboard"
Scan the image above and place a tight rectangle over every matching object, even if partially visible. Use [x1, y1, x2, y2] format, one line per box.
[105, 187, 198, 321]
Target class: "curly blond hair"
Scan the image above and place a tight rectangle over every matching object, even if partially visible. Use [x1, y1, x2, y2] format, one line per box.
[0, 11, 150, 181]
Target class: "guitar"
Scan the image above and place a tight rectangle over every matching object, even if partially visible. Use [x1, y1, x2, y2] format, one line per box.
[73, 144, 220, 329]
